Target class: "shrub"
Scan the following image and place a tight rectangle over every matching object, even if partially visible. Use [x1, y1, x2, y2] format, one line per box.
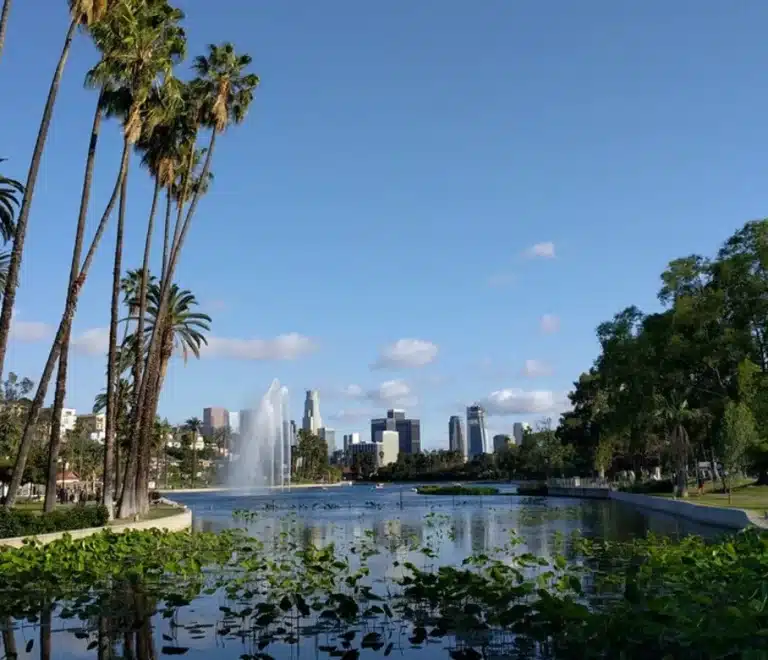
[619, 479, 674, 494]
[0, 505, 109, 539]
[517, 483, 548, 496]
[416, 485, 499, 496]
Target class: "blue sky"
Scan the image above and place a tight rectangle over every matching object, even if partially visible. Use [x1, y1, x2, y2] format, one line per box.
[2, 1, 768, 449]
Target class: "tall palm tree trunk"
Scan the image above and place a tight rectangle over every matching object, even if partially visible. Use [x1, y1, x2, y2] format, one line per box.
[132, 133, 218, 516]
[42, 324, 69, 512]
[134, 336, 170, 515]
[105, 168, 128, 519]
[123, 178, 159, 508]
[42, 98, 103, 514]
[0, 0, 12, 63]
[0, 18, 77, 381]
[3, 141, 129, 508]
[161, 187, 172, 282]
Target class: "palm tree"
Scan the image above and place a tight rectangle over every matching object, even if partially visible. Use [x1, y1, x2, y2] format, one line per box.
[0, 163, 22, 241]
[0, 0, 12, 63]
[655, 393, 698, 498]
[4, 1, 185, 510]
[0, 165, 22, 302]
[121, 280, 210, 516]
[96, 0, 184, 519]
[184, 417, 203, 487]
[0, 0, 115, 386]
[122, 80, 187, 504]
[131, 43, 257, 516]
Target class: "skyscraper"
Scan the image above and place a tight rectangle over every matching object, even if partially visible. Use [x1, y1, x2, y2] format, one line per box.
[396, 417, 421, 455]
[343, 432, 361, 452]
[319, 427, 336, 454]
[466, 405, 488, 458]
[370, 415, 396, 443]
[239, 409, 257, 442]
[203, 407, 229, 437]
[512, 422, 527, 445]
[493, 434, 511, 453]
[449, 415, 466, 459]
[371, 409, 420, 454]
[302, 390, 322, 433]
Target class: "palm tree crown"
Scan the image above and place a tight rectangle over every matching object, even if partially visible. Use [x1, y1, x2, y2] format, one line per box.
[132, 280, 211, 362]
[192, 42, 260, 133]
[0, 161, 22, 242]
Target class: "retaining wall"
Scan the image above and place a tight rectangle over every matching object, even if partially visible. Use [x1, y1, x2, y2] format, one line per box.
[548, 486, 611, 500]
[547, 484, 763, 530]
[0, 505, 192, 549]
[609, 490, 758, 530]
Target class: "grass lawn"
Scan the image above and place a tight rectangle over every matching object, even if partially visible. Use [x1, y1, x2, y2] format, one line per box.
[658, 481, 768, 514]
[110, 503, 182, 525]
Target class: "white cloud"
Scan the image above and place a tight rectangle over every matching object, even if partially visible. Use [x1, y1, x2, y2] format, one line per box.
[72, 327, 109, 355]
[522, 359, 552, 378]
[10, 319, 53, 342]
[479, 388, 560, 416]
[343, 379, 415, 406]
[203, 333, 316, 360]
[372, 338, 438, 369]
[71, 328, 317, 361]
[539, 314, 560, 334]
[526, 242, 556, 259]
[331, 380, 416, 422]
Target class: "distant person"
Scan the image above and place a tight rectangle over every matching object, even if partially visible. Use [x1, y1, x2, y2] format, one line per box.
[698, 476, 705, 495]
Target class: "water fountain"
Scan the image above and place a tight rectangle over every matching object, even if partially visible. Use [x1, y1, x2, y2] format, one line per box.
[228, 379, 292, 490]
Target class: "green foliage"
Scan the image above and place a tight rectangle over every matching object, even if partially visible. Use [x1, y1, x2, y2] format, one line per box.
[416, 485, 499, 496]
[292, 430, 334, 483]
[618, 479, 674, 494]
[351, 451, 376, 479]
[0, 505, 108, 539]
[0, 520, 766, 655]
[720, 400, 758, 494]
[560, 219, 768, 485]
[0, 160, 23, 243]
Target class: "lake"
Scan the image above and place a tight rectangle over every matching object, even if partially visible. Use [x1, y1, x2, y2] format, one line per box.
[0, 484, 728, 659]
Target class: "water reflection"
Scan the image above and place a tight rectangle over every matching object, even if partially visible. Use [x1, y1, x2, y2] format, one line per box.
[0, 486, 728, 659]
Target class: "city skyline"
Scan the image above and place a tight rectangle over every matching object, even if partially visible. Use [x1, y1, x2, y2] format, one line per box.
[4, 3, 756, 453]
[170, 395, 531, 453]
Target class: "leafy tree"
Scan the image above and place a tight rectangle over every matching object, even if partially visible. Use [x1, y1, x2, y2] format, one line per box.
[720, 400, 757, 502]
[352, 452, 376, 480]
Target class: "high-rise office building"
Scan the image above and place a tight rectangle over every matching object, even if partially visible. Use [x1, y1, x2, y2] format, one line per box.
[371, 409, 420, 454]
[302, 390, 322, 433]
[203, 407, 229, 437]
[343, 432, 361, 452]
[319, 427, 336, 454]
[370, 414, 396, 443]
[449, 415, 466, 459]
[493, 434, 512, 453]
[466, 405, 488, 458]
[512, 422, 527, 445]
[396, 417, 421, 455]
[239, 409, 257, 440]
[290, 420, 298, 446]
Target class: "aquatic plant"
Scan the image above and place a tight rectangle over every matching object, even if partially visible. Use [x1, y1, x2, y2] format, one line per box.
[0, 521, 767, 657]
[416, 486, 499, 496]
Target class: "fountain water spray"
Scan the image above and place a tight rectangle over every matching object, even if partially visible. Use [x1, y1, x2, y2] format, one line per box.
[228, 379, 291, 489]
